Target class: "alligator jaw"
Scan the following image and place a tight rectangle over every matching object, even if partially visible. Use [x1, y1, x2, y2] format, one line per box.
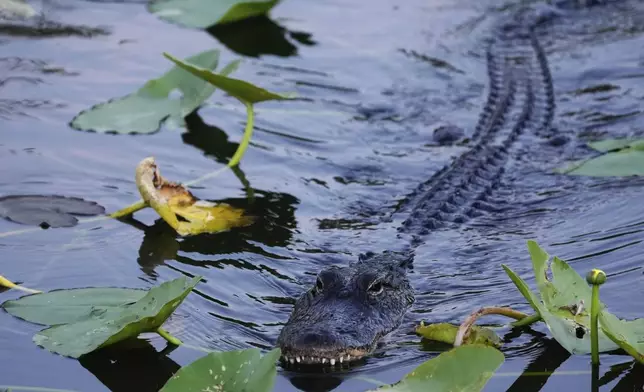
[279, 346, 371, 366]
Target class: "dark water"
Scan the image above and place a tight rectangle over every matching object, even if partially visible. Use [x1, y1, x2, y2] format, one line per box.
[1, 0, 644, 391]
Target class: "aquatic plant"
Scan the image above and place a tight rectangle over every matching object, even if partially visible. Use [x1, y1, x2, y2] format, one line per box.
[106, 50, 291, 234]
[71, 49, 238, 135]
[148, 0, 281, 29]
[2, 276, 200, 358]
[557, 138, 644, 176]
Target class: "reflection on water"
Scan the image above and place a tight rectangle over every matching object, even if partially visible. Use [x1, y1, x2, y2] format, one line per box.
[79, 340, 180, 392]
[1, 0, 644, 391]
[208, 15, 316, 58]
[122, 190, 298, 277]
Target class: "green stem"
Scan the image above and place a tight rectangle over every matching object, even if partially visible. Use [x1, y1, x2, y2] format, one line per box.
[229, 101, 254, 168]
[511, 313, 541, 328]
[157, 327, 182, 346]
[590, 284, 600, 365]
[109, 200, 148, 219]
[182, 101, 254, 187]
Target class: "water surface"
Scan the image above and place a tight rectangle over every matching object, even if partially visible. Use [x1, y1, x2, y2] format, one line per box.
[1, 0, 644, 391]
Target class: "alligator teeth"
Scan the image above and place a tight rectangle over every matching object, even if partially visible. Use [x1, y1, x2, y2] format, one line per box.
[339, 356, 344, 363]
[330, 358, 336, 366]
[289, 358, 294, 364]
[322, 358, 327, 364]
[347, 355, 351, 360]
[296, 357, 301, 363]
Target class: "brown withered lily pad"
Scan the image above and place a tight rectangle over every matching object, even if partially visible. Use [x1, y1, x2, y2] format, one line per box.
[135, 157, 254, 236]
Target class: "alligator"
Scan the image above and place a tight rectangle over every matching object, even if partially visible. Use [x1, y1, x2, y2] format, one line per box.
[277, 4, 561, 366]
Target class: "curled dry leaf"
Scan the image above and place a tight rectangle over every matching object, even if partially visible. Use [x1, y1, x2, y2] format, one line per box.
[416, 322, 501, 348]
[135, 157, 254, 236]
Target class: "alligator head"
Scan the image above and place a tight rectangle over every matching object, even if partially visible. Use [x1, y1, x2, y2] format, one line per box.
[277, 251, 414, 366]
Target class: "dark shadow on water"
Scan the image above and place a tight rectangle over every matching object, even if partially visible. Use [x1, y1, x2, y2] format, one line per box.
[505, 337, 571, 392]
[119, 190, 298, 276]
[207, 15, 315, 58]
[604, 361, 644, 391]
[287, 374, 343, 392]
[280, 356, 371, 392]
[79, 339, 180, 392]
[181, 112, 254, 199]
[182, 112, 239, 166]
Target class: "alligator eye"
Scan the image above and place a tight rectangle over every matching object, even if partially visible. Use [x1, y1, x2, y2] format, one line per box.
[368, 281, 383, 295]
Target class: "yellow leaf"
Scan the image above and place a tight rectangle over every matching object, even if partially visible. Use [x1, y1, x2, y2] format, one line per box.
[135, 157, 254, 236]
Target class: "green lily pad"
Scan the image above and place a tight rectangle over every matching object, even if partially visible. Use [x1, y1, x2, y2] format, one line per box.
[163, 52, 291, 104]
[2, 287, 145, 326]
[71, 50, 238, 134]
[0, 195, 105, 228]
[416, 322, 501, 347]
[599, 312, 644, 364]
[503, 241, 622, 354]
[32, 276, 200, 358]
[557, 138, 644, 176]
[373, 345, 504, 391]
[587, 139, 641, 152]
[0, 0, 36, 19]
[159, 347, 281, 392]
[149, 0, 280, 29]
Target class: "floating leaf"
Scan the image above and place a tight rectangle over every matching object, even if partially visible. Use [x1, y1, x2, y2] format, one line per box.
[599, 312, 644, 364]
[0, 195, 105, 228]
[0, 0, 36, 19]
[71, 50, 238, 134]
[373, 345, 504, 391]
[135, 157, 254, 236]
[503, 241, 626, 354]
[32, 276, 200, 358]
[163, 52, 291, 104]
[587, 139, 642, 153]
[416, 322, 501, 347]
[557, 138, 644, 176]
[159, 347, 280, 392]
[149, 0, 280, 29]
[2, 288, 145, 326]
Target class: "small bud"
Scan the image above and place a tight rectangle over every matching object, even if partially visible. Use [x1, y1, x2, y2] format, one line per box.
[586, 269, 606, 285]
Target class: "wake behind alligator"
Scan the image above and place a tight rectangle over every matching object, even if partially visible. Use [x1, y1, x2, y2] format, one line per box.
[277, 5, 559, 367]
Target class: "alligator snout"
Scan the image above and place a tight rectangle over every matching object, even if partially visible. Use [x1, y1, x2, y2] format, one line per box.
[277, 252, 414, 367]
[277, 310, 377, 365]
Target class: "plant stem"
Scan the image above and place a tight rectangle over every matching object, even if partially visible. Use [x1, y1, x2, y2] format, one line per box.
[586, 268, 605, 366]
[455, 306, 530, 346]
[183, 101, 254, 187]
[109, 200, 148, 219]
[511, 313, 541, 328]
[157, 327, 182, 346]
[229, 101, 254, 168]
[0, 275, 41, 294]
[590, 284, 600, 365]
